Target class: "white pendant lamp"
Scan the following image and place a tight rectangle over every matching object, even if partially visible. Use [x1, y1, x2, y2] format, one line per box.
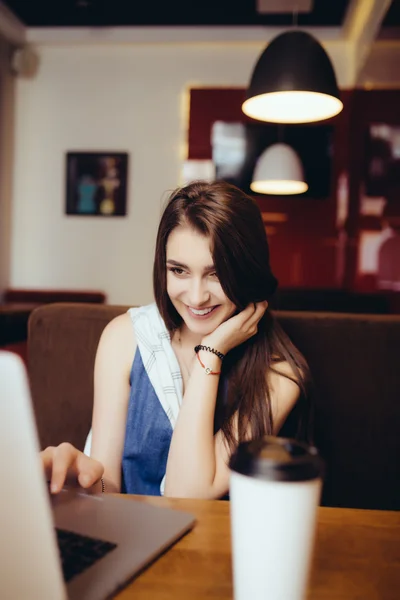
[242, 31, 343, 124]
[250, 143, 308, 195]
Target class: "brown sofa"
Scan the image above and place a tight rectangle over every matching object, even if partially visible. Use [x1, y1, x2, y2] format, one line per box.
[0, 288, 107, 363]
[28, 303, 400, 511]
[2, 288, 107, 305]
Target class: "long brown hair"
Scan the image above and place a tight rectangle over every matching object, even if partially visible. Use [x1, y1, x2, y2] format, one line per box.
[153, 180, 312, 448]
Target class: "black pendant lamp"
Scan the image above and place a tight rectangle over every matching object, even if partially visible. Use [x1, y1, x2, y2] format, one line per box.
[242, 30, 343, 124]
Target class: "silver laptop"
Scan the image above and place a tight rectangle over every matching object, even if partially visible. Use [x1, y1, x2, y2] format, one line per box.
[0, 350, 195, 600]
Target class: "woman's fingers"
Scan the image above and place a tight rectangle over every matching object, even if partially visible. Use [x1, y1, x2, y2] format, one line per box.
[225, 301, 267, 333]
[48, 442, 79, 493]
[76, 453, 104, 489]
[40, 446, 57, 482]
[236, 302, 258, 325]
[204, 300, 268, 353]
[243, 301, 268, 326]
[255, 300, 268, 320]
[245, 301, 268, 335]
[40, 443, 103, 494]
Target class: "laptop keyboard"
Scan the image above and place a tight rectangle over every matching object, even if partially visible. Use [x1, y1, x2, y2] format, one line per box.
[56, 528, 118, 582]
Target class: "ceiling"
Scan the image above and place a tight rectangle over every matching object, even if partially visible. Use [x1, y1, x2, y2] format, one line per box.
[383, 0, 400, 27]
[0, 0, 358, 28]
[2, 0, 398, 41]
[0, 0, 397, 88]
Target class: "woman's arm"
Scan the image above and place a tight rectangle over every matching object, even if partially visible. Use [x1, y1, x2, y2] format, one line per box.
[164, 347, 223, 498]
[43, 312, 135, 494]
[164, 302, 271, 499]
[89, 313, 136, 493]
[165, 356, 300, 499]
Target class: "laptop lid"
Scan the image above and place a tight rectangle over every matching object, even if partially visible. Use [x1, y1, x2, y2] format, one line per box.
[0, 350, 196, 600]
[0, 351, 67, 600]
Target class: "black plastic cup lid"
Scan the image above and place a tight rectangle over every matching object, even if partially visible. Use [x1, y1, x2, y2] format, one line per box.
[229, 436, 324, 482]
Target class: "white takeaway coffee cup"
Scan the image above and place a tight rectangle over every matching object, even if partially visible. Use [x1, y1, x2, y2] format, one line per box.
[229, 436, 324, 600]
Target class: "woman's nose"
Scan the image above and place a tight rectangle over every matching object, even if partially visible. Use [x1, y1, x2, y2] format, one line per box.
[188, 278, 210, 306]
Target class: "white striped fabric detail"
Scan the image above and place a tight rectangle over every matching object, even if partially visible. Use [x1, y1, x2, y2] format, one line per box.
[127, 303, 183, 426]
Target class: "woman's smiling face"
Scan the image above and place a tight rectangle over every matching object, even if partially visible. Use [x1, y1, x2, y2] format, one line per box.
[166, 224, 236, 337]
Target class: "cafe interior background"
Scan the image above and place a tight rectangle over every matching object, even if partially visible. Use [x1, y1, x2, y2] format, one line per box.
[0, 0, 400, 320]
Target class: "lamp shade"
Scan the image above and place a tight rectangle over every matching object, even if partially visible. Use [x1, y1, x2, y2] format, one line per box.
[251, 143, 308, 195]
[242, 30, 343, 124]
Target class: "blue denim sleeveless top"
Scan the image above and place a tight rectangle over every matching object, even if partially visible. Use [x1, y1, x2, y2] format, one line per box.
[120, 348, 231, 496]
[119, 309, 300, 497]
[121, 348, 173, 495]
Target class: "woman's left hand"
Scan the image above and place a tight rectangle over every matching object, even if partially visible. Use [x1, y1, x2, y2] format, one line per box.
[201, 301, 268, 356]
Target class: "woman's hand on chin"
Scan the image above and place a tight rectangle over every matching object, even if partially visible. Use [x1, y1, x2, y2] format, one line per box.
[201, 301, 268, 355]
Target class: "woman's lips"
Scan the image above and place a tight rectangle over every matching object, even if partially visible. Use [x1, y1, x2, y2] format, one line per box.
[186, 305, 219, 319]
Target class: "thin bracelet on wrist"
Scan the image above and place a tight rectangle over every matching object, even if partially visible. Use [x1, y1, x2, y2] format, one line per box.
[195, 351, 221, 375]
[100, 477, 105, 493]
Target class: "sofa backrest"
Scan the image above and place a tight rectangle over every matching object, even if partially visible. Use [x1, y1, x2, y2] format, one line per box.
[277, 311, 400, 510]
[28, 303, 400, 510]
[4, 288, 107, 304]
[28, 303, 127, 453]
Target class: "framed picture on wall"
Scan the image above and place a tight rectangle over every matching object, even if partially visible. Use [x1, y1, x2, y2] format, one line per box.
[65, 152, 129, 216]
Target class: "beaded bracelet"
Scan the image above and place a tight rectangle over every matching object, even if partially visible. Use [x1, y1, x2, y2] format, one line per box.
[194, 344, 225, 361]
[100, 477, 105, 493]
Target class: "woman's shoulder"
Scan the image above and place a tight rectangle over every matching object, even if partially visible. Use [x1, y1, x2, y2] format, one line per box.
[99, 311, 137, 354]
[102, 303, 158, 335]
[104, 311, 133, 335]
[271, 356, 294, 373]
[268, 360, 302, 430]
[95, 312, 137, 376]
[269, 357, 303, 388]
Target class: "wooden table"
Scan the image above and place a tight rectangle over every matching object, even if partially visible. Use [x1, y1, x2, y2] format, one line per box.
[114, 496, 400, 600]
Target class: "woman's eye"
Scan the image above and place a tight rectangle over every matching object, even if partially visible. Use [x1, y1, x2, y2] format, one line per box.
[209, 272, 219, 279]
[169, 267, 185, 276]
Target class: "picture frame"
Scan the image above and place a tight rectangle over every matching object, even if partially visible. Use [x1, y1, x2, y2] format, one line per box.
[65, 152, 129, 216]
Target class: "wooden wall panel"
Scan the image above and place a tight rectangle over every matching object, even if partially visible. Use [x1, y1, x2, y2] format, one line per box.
[187, 88, 400, 295]
[187, 88, 352, 289]
[343, 91, 400, 292]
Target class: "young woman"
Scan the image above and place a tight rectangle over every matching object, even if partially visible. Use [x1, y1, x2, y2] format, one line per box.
[41, 180, 311, 499]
